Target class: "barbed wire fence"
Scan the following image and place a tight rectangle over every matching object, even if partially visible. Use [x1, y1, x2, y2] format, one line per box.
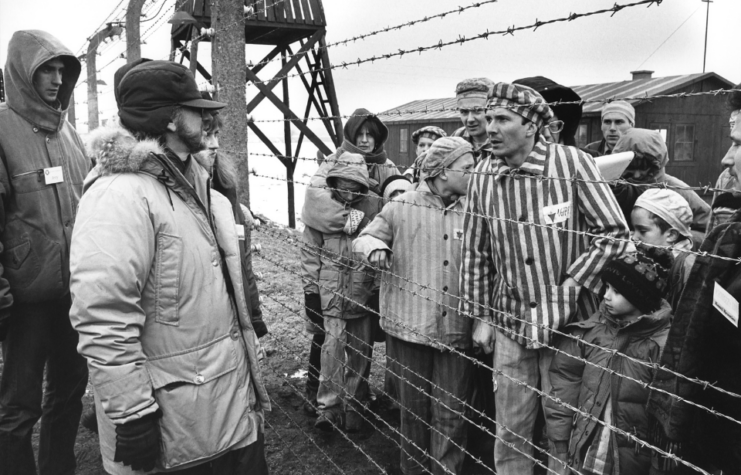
[66, 0, 741, 472]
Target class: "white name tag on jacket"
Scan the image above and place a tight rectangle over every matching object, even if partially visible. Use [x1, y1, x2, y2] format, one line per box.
[713, 282, 739, 327]
[236, 224, 245, 241]
[44, 166, 63, 185]
[543, 201, 571, 225]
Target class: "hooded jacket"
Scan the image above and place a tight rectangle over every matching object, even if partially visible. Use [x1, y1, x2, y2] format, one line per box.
[546, 302, 672, 475]
[301, 109, 399, 234]
[301, 153, 381, 319]
[69, 127, 268, 472]
[611, 128, 710, 235]
[0, 30, 89, 309]
[513, 76, 583, 147]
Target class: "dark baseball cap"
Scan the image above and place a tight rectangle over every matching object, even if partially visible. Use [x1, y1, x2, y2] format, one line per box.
[117, 60, 225, 135]
[118, 60, 226, 110]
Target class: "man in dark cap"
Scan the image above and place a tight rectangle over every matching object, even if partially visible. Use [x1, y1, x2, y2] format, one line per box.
[69, 60, 269, 474]
[0, 30, 90, 475]
[513, 76, 583, 147]
[460, 82, 628, 475]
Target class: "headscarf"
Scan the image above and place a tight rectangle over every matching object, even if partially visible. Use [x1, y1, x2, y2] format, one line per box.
[420, 137, 473, 181]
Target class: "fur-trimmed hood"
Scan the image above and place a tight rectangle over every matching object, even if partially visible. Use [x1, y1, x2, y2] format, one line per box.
[83, 126, 166, 191]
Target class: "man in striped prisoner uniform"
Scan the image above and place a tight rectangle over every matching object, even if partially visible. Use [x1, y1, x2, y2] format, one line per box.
[354, 137, 476, 475]
[459, 82, 629, 475]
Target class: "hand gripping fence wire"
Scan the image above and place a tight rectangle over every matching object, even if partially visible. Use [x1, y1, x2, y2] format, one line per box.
[261, 285, 571, 475]
[253, 243, 714, 475]
[256, 224, 741, 429]
[248, 170, 741, 269]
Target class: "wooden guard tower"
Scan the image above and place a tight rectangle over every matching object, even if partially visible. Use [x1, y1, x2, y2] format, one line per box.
[170, 0, 343, 163]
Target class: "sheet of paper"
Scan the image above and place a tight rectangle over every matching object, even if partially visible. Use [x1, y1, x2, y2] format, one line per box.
[543, 201, 572, 225]
[713, 281, 739, 328]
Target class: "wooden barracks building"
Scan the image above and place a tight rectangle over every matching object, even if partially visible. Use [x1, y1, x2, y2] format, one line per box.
[380, 71, 736, 188]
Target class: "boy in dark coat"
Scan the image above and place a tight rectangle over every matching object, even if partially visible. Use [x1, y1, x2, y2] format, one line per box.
[546, 246, 673, 475]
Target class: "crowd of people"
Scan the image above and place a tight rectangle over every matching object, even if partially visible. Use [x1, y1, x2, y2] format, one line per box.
[0, 28, 739, 475]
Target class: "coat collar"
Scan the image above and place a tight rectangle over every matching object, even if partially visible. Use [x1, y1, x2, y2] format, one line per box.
[492, 135, 548, 181]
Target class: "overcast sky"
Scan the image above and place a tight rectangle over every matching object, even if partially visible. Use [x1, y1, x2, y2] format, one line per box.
[1, 0, 739, 136]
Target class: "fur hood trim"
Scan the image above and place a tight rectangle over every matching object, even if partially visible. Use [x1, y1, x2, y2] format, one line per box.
[86, 126, 164, 176]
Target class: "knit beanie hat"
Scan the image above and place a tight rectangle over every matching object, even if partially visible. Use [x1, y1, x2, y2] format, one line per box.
[412, 125, 447, 144]
[487, 82, 554, 128]
[601, 245, 673, 314]
[634, 189, 693, 242]
[381, 175, 413, 201]
[420, 137, 473, 181]
[601, 100, 635, 125]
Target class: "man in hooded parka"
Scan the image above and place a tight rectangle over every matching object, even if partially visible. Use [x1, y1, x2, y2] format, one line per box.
[0, 30, 90, 474]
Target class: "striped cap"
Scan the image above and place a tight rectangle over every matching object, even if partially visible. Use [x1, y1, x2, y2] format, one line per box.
[412, 125, 447, 144]
[487, 82, 554, 128]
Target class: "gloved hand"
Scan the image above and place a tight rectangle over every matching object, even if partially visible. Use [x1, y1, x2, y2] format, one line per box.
[344, 209, 365, 235]
[304, 293, 323, 329]
[0, 310, 11, 342]
[114, 410, 162, 471]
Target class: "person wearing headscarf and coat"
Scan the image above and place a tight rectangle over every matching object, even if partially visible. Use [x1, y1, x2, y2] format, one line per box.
[354, 137, 476, 475]
[403, 125, 447, 182]
[0, 30, 91, 474]
[301, 108, 399, 235]
[610, 128, 710, 240]
[301, 152, 382, 433]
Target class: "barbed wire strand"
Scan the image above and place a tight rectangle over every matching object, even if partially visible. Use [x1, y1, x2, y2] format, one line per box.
[245, 170, 741, 268]
[255, 224, 741, 423]
[254, 249, 713, 475]
[262, 287, 573, 474]
[195, 0, 664, 91]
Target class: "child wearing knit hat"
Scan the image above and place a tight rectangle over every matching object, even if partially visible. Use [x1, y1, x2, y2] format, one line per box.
[546, 245, 673, 475]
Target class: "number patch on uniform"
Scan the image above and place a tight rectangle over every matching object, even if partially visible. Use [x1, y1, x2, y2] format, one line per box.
[713, 282, 739, 328]
[235, 224, 245, 241]
[542, 201, 571, 225]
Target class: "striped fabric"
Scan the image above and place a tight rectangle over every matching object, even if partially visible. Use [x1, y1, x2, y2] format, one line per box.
[459, 135, 629, 349]
[353, 181, 472, 350]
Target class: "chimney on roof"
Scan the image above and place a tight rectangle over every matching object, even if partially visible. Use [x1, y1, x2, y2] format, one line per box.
[630, 70, 654, 80]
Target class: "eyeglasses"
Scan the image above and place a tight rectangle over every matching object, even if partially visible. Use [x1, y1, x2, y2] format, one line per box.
[545, 120, 565, 134]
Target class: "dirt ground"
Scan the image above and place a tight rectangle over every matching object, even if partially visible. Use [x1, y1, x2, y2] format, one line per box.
[12, 218, 506, 474]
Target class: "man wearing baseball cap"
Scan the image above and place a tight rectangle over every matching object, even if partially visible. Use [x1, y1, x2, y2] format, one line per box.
[69, 61, 269, 474]
[584, 100, 635, 157]
[459, 82, 628, 475]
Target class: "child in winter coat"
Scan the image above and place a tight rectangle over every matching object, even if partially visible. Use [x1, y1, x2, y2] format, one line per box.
[630, 188, 695, 309]
[546, 245, 674, 475]
[300, 152, 382, 433]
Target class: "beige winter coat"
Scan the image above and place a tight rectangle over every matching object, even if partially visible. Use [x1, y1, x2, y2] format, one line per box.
[69, 127, 269, 472]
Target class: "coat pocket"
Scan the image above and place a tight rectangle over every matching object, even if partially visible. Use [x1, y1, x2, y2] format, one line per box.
[146, 335, 253, 469]
[0, 224, 64, 302]
[154, 233, 183, 326]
